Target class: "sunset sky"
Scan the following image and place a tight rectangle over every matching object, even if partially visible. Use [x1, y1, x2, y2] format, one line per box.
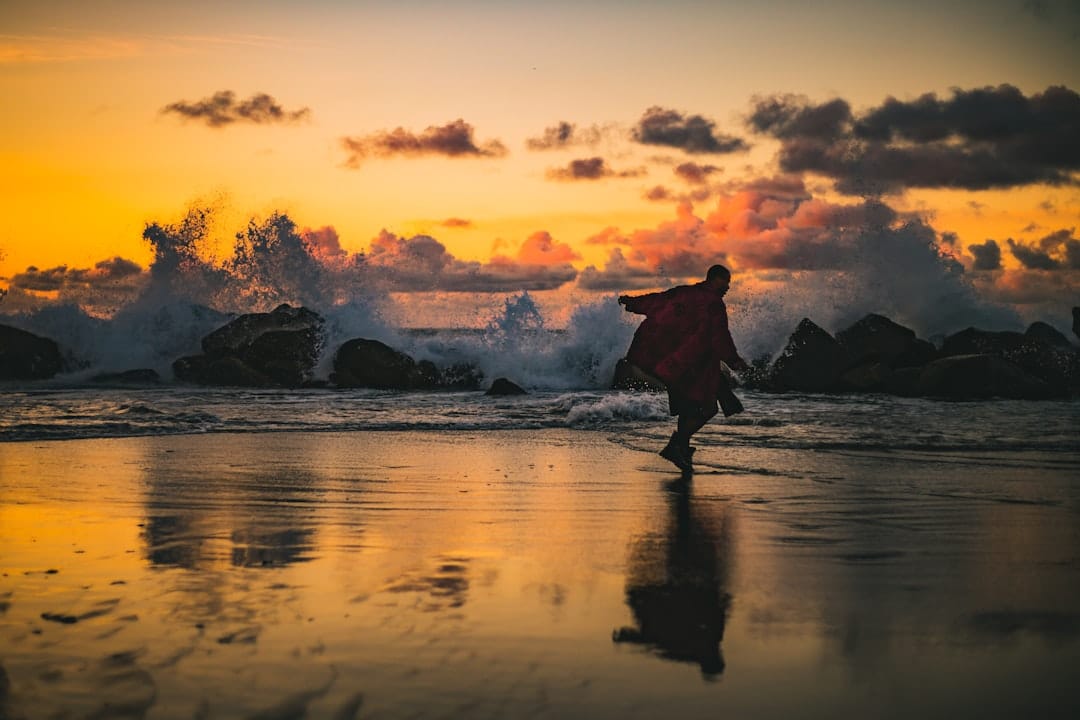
[1, 0, 1078, 331]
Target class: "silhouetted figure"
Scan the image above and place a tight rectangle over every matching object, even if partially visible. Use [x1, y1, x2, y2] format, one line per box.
[613, 487, 734, 679]
[619, 265, 748, 472]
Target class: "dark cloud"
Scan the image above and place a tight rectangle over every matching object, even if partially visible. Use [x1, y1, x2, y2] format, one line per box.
[633, 106, 749, 155]
[162, 91, 310, 128]
[11, 257, 143, 292]
[525, 121, 607, 150]
[441, 218, 473, 229]
[1006, 228, 1080, 270]
[545, 157, 645, 181]
[748, 85, 1080, 194]
[733, 174, 813, 201]
[969, 239, 1003, 271]
[674, 162, 721, 185]
[748, 96, 851, 140]
[644, 185, 674, 202]
[7, 256, 146, 312]
[1008, 238, 1060, 269]
[341, 120, 508, 167]
[366, 231, 576, 292]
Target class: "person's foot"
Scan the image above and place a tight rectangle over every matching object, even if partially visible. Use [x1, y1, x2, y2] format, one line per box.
[659, 435, 693, 473]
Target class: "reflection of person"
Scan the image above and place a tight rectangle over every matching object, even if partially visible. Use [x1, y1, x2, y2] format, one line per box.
[613, 487, 732, 679]
[618, 265, 748, 472]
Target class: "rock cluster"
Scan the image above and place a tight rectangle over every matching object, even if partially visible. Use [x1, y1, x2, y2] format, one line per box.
[6, 306, 1079, 402]
[749, 314, 1079, 400]
[173, 304, 326, 387]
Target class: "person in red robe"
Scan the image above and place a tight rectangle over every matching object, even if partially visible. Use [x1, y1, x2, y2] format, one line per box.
[618, 265, 749, 472]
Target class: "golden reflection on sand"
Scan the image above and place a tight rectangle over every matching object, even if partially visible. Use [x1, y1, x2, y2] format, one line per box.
[1, 430, 1079, 718]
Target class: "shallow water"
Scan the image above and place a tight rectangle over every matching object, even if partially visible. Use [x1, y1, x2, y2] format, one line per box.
[1, 421, 1079, 718]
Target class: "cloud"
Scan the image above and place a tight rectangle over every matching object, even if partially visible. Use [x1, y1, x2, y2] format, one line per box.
[341, 119, 508, 167]
[575, 183, 1023, 344]
[748, 96, 852, 140]
[748, 85, 1080, 194]
[644, 185, 674, 202]
[633, 106, 749, 155]
[300, 226, 346, 259]
[10, 257, 143, 292]
[441, 218, 473, 229]
[525, 121, 609, 150]
[365, 231, 577, 292]
[968, 239, 1003, 271]
[674, 162, 721, 185]
[545, 157, 645, 181]
[972, 269, 1079, 317]
[1006, 228, 1080, 270]
[512, 231, 582, 264]
[7, 256, 146, 312]
[161, 90, 310, 128]
[577, 248, 667, 290]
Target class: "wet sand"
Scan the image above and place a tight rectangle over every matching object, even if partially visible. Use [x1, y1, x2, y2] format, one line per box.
[1, 429, 1079, 718]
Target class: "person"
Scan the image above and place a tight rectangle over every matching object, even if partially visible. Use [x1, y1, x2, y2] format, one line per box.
[618, 265, 749, 472]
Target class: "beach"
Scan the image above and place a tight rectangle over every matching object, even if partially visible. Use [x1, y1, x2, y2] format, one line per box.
[2, 425, 1079, 719]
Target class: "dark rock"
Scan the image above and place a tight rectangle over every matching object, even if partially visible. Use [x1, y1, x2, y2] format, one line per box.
[0, 324, 64, 380]
[941, 327, 1026, 357]
[941, 326, 1076, 395]
[173, 355, 274, 387]
[766, 318, 849, 392]
[915, 354, 1054, 400]
[202, 304, 323, 356]
[883, 366, 923, 397]
[612, 358, 666, 391]
[90, 368, 161, 385]
[333, 338, 439, 389]
[1025, 321, 1074, 349]
[239, 328, 322, 386]
[439, 363, 484, 390]
[840, 362, 893, 392]
[173, 304, 325, 387]
[486, 378, 528, 396]
[836, 314, 936, 369]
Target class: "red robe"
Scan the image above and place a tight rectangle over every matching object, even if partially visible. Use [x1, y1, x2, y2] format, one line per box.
[623, 282, 742, 409]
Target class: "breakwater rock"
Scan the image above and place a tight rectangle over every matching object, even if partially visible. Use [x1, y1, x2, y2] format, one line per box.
[332, 338, 482, 390]
[757, 313, 1078, 399]
[0, 323, 65, 380]
[173, 304, 325, 387]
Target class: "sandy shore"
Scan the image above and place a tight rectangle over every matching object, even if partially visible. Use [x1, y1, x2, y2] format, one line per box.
[1, 429, 1079, 718]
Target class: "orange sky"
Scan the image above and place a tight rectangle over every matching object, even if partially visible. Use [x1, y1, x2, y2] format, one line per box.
[1, 0, 1078, 327]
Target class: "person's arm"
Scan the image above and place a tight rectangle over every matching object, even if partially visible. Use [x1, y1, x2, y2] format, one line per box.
[711, 302, 748, 370]
[618, 288, 671, 316]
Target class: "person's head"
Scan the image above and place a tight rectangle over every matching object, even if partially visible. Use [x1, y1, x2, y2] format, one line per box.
[705, 264, 731, 295]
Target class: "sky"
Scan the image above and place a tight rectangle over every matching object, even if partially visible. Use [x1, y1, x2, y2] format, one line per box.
[1, 0, 1078, 332]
